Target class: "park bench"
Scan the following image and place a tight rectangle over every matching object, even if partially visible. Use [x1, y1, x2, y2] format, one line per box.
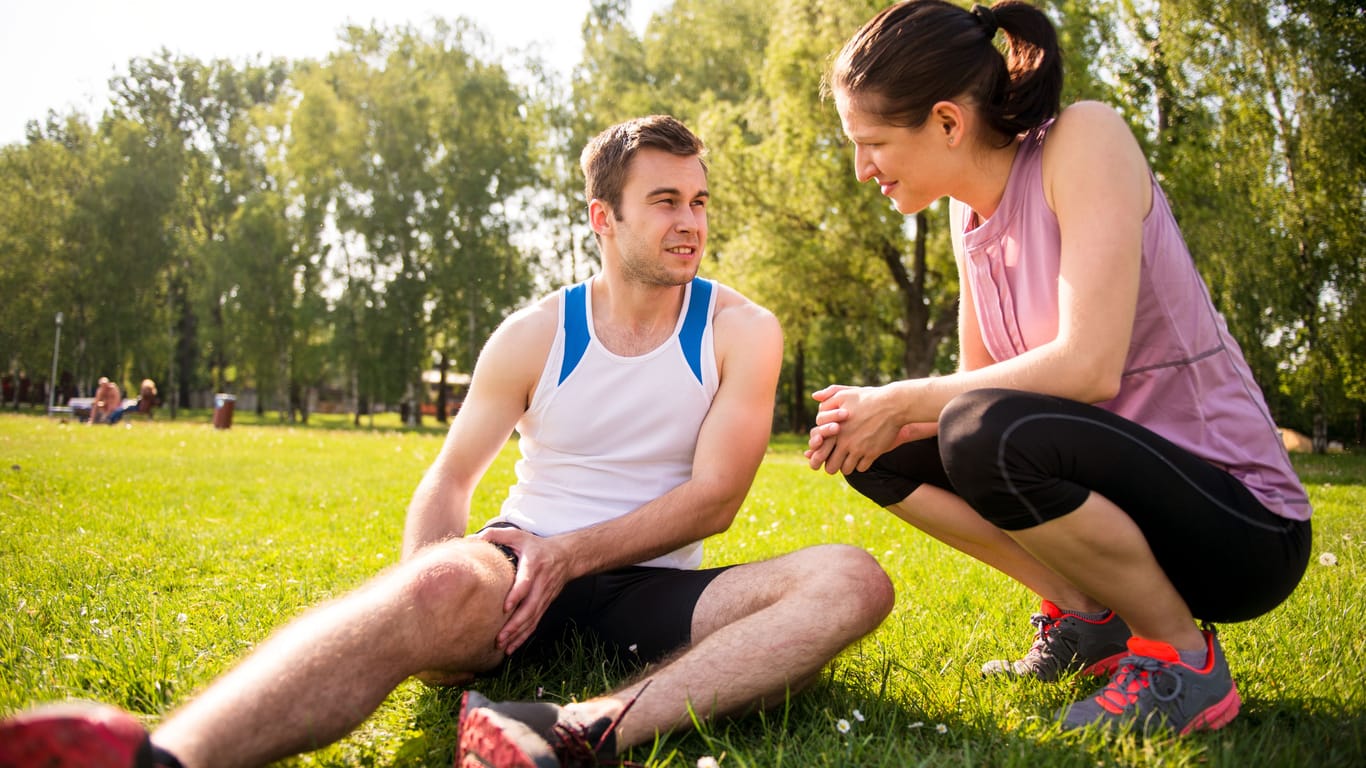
[49, 397, 139, 421]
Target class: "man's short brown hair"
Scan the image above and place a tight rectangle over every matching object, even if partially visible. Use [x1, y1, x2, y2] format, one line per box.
[579, 115, 707, 218]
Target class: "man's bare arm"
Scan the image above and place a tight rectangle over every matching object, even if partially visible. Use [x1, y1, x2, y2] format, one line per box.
[401, 301, 553, 560]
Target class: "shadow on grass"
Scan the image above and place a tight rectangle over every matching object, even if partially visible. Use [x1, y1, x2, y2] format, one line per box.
[383, 647, 1366, 768]
[382, 635, 1143, 768]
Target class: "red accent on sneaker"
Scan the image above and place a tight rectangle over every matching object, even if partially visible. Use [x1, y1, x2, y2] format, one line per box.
[1096, 666, 1151, 715]
[0, 702, 150, 768]
[1047, 601, 1120, 626]
[457, 707, 549, 768]
[1180, 686, 1242, 735]
[1126, 636, 1181, 664]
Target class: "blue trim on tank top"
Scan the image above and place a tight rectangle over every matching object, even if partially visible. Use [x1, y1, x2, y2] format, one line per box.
[558, 277, 711, 386]
[558, 282, 591, 385]
[679, 278, 712, 384]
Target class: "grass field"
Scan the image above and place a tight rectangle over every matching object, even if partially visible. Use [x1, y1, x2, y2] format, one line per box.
[1, 412, 1363, 767]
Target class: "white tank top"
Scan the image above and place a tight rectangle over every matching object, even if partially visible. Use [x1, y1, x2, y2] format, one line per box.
[491, 277, 720, 568]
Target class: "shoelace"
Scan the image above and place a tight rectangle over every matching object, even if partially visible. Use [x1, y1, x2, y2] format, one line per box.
[1095, 656, 1185, 714]
[1027, 612, 1059, 653]
[548, 681, 653, 767]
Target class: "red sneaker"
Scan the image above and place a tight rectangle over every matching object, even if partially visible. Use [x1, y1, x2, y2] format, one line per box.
[1060, 629, 1242, 735]
[982, 600, 1131, 681]
[0, 701, 153, 768]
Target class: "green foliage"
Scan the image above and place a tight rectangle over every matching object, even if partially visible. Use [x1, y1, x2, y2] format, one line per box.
[1112, 0, 1366, 441]
[0, 1, 1361, 444]
[1, 416, 1363, 766]
[302, 20, 538, 422]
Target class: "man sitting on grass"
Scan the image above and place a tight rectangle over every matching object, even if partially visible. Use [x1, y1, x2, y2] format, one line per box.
[0, 115, 894, 768]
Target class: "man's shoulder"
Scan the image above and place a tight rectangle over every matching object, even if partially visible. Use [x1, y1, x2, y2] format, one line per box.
[707, 281, 777, 328]
[706, 281, 782, 366]
[470, 293, 562, 396]
[498, 291, 562, 335]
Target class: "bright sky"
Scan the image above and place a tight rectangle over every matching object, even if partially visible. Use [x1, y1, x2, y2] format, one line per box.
[0, 0, 667, 146]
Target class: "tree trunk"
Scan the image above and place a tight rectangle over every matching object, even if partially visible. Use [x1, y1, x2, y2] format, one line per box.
[790, 340, 808, 432]
[436, 351, 450, 423]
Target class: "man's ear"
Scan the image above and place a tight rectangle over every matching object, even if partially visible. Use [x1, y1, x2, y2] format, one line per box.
[588, 199, 613, 236]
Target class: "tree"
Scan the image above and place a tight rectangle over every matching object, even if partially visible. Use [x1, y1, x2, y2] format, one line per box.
[106, 52, 292, 411]
[0, 117, 99, 403]
[1122, 0, 1366, 448]
[296, 21, 538, 425]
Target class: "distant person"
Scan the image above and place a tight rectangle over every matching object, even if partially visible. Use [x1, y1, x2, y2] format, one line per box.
[137, 379, 159, 419]
[87, 377, 122, 424]
[1, 115, 893, 768]
[807, 0, 1311, 735]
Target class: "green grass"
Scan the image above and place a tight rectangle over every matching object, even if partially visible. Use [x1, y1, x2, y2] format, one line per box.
[1, 414, 1363, 767]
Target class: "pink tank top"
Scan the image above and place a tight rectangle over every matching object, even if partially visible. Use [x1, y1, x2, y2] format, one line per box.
[955, 120, 1310, 521]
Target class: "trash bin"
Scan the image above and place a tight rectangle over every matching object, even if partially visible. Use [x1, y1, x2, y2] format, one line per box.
[213, 393, 236, 429]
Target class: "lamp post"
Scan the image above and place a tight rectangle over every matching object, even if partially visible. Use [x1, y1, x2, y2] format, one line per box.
[48, 312, 63, 413]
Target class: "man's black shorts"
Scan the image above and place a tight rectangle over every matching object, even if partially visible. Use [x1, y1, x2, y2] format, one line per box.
[480, 523, 730, 665]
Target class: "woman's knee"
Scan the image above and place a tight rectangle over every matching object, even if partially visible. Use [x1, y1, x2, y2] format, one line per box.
[939, 389, 1051, 527]
[843, 465, 888, 503]
[938, 388, 1023, 454]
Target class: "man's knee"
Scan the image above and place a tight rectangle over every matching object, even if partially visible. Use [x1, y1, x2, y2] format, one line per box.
[398, 539, 511, 630]
[799, 545, 895, 628]
[396, 540, 512, 678]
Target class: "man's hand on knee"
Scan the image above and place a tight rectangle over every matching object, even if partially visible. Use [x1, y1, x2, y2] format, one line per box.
[473, 528, 574, 654]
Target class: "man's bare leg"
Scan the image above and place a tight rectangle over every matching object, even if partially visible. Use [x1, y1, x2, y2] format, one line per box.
[152, 539, 514, 768]
[561, 544, 894, 750]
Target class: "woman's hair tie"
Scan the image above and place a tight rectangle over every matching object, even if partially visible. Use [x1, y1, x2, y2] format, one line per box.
[971, 3, 998, 38]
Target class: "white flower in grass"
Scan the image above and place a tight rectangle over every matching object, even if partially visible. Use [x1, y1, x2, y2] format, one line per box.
[908, 721, 924, 729]
[1319, 552, 1338, 566]
[176, 613, 188, 623]
[535, 687, 544, 699]
[697, 758, 720, 768]
[628, 643, 639, 654]
[852, 709, 865, 722]
[843, 514, 855, 524]
[836, 718, 851, 734]
[936, 723, 948, 734]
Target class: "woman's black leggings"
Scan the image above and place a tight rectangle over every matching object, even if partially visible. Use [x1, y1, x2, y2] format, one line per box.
[844, 388, 1311, 623]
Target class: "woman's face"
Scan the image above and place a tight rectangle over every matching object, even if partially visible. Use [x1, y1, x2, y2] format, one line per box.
[835, 89, 953, 215]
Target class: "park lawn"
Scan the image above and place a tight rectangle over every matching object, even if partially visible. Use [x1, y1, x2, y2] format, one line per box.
[0, 413, 1362, 767]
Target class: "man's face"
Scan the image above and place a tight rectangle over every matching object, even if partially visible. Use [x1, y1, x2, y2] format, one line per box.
[596, 148, 709, 287]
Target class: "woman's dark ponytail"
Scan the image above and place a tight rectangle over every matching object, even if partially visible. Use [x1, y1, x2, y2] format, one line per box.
[827, 0, 1063, 141]
[992, 1, 1063, 135]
